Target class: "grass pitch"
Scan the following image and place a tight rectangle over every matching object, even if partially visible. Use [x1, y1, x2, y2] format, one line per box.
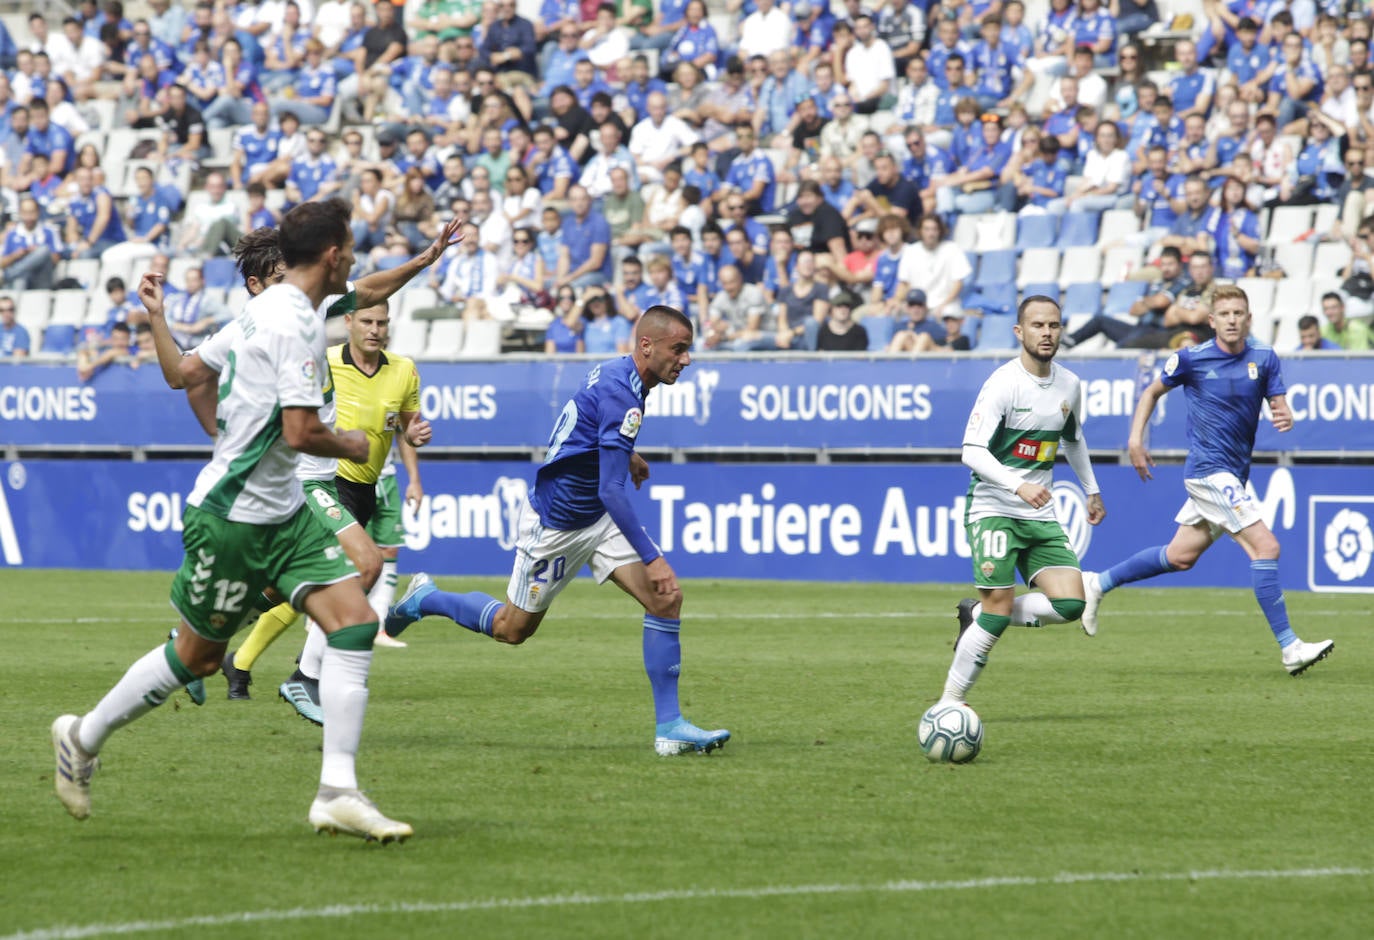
[2, 570, 1373, 939]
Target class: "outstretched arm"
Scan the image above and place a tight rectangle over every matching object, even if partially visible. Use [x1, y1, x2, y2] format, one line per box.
[354, 217, 463, 308]
[1127, 377, 1169, 480]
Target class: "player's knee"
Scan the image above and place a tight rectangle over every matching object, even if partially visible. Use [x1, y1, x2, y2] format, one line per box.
[1166, 549, 1197, 571]
[1251, 532, 1281, 560]
[491, 610, 538, 645]
[1050, 597, 1085, 622]
[644, 588, 682, 620]
[355, 550, 383, 591]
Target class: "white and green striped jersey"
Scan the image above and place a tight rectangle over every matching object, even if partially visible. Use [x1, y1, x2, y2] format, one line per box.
[379, 441, 397, 479]
[295, 289, 356, 482]
[188, 283, 329, 524]
[963, 359, 1084, 524]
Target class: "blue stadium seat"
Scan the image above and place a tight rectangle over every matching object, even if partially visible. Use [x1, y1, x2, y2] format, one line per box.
[1021, 282, 1060, 303]
[1015, 214, 1058, 251]
[977, 314, 1018, 350]
[864, 315, 897, 351]
[202, 257, 238, 289]
[1104, 281, 1149, 317]
[42, 324, 76, 354]
[1063, 283, 1103, 317]
[1055, 211, 1101, 249]
[974, 249, 1017, 288]
[972, 282, 1017, 316]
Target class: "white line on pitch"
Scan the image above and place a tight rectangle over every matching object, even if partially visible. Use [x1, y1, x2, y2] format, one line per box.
[4, 866, 1372, 940]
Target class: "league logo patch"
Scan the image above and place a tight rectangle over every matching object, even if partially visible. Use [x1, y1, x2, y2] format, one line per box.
[1247, 362, 1258, 380]
[301, 358, 316, 382]
[620, 407, 643, 439]
[1164, 352, 1180, 376]
[384, 411, 400, 431]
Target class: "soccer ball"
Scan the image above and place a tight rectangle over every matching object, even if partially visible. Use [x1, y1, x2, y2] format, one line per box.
[918, 702, 983, 763]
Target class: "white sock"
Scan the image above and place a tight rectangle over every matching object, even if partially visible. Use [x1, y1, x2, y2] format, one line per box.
[319, 645, 372, 791]
[941, 625, 1000, 704]
[299, 619, 327, 680]
[1009, 592, 1067, 628]
[367, 560, 398, 627]
[78, 645, 184, 754]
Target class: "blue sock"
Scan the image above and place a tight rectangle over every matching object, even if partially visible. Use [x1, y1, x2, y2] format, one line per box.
[419, 590, 502, 637]
[1100, 545, 1176, 593]
[1251, 560, 1297, 648]
[642, 616, 682, 725]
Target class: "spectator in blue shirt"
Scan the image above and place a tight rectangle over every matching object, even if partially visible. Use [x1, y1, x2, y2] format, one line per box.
[618, 55, 668, 125]
[1004, 134, 1070, 213]
[662, 0, 720, 79]
[284, 128, 340, 205]
[229, 100, 281, 189]
[100, 166, 172, 269]
[23, 98, 73, 177]
[1296, 315, 1341, 351]
[539, 24, 587, 99]
[580, 288, 631, 353]
[1122, 145, 1187, 247]
[483, 0, 538, 83]
[271, 39, 336, 125]
[65, 165, 126, 258]
[1267, 31, 1323, 130]
[1074, 0, 1116, 67]
[0, 197, 60, 290]
[544, 287, 585, 354]
[755, 49, 809, 143]
[938, 114, 1012, 218]
[969, 15, 1025, 111]
[259, 7, 310, 94]
[556, 184, 613, 288]
[0, 297, 29, 357]
[1202, 176, 1260, 279]
[720, 125, 777, 214]
[1170, 39, 1215, 120]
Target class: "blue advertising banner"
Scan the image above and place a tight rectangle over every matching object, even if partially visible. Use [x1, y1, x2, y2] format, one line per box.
[3, 355, 1372, 452]
[2, 459, 1370, 592]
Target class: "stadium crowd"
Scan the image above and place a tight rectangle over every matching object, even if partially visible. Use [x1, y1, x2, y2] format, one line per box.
[0, 0, 1373, 369]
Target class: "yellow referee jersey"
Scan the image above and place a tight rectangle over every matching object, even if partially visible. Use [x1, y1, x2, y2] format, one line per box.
[329, 343, 421, 485]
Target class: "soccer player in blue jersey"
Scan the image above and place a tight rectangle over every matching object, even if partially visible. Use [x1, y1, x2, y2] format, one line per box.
[384, 305, 731, 756]
[1080, 286, 1334, 676]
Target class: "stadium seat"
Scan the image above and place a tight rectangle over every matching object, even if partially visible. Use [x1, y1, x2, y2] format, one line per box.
[1313, 242, 1352, 280]
[1063, 282, 1103, 317]
[1104, 281, 1149, 316]
[202, 257, 239, 289]
[1058, 246, 1102, 286]
[41, 324, 77, 354]
[168, 256, 197, 287]
[1313, 202, 1340, 235]
[975, 249, 1017, 287]
[976, 313, 1018, 350]
[50, 291, 87, 326]
[62, 258, 101, 290]
[17, 291, 53, 334]
[972, 282, 1017, 315]
[399, 287, 438, 321]
[1265, 206, 1315, 245]
[87, 98, 116, 131]
[1015, 214, 1058, 251]
[1101, 246, 1145, 283]
[1271, 277, 1312, 319]
[1272, 308, 1303, 349]
[1249, 309, 1276, 345]
[1016, 247, 1060, 287]
[423, 319, 465, 357]
[1097, 209, 1141, 247]
[1272, 242, 1313, 281]
[952, 214, 979, 253]
[459, 319, 502, 357]
[974, 213, 1016, 253]
[389, 319, 428, 359]
[1021, 282, 1060, 303]
[1055, 211, 1100, 249]
[1237, 277, 1276, 321]
[863, 315, 897, 351]
[1310, 277, 1341, 309]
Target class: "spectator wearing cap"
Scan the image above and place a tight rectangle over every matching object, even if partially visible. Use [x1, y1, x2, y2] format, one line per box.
[704, 264, 770, 350]
[786, 179, 851, 275]
[850, 149, 921, 223]
[755, 49, 809, 145]
[556, 184, 613, 288]
[628, 92, 697, 185]
[661, 0, 719, 80]
[887, 289, 946, 352]
[897, 214, 969, 320]
[815, 290, 869, 351]
[793, 1, 834, 74]
[0, 297, 29, 358]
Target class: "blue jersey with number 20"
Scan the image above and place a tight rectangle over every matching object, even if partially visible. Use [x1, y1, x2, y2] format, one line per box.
[1161, 337, 1284, 483]
[534, 356, 655, 557]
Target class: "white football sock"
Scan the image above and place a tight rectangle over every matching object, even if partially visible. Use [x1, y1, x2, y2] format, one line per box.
[78, 645, 184, 754]
[319, 645, 372, 790]
[368, 560, 398, 627]
[299, 619, 328, 680]
[1009, 592, 1066, 628]
[941, 625, 999, 704]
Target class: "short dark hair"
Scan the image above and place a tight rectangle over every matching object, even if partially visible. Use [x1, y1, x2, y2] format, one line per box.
[106, 276, 125, 292]
[1321, 291, 1344, 305]
[669, 225, 691, 240]
[278, 199, 352, 269]
[636, 304, 693, 340]
[1298, 314, 1320, 331]
[234, 226, 283, 288]
[1017, 294, 1061, 324]
[1160, 246, 1183, 263]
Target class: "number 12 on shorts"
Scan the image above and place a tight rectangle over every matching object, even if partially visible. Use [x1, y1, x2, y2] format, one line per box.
[531, 555, 567, 584]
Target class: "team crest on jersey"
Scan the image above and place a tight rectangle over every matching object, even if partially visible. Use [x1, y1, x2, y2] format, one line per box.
[327, 507, 342, 520]
[209, 613, 227, 628]
[1247, 362, 1258, 380]
[1060, 400, 1070, 419]
[980, 560, 996, 578]
[620, 407, 643, 439]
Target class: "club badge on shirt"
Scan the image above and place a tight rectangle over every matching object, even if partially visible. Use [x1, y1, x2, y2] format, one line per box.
[1247, 362, 1258, 380]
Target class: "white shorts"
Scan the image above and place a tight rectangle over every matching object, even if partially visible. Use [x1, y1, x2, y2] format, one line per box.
[1174, 472, 1264, 538]
[506, 496, 647, 612]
